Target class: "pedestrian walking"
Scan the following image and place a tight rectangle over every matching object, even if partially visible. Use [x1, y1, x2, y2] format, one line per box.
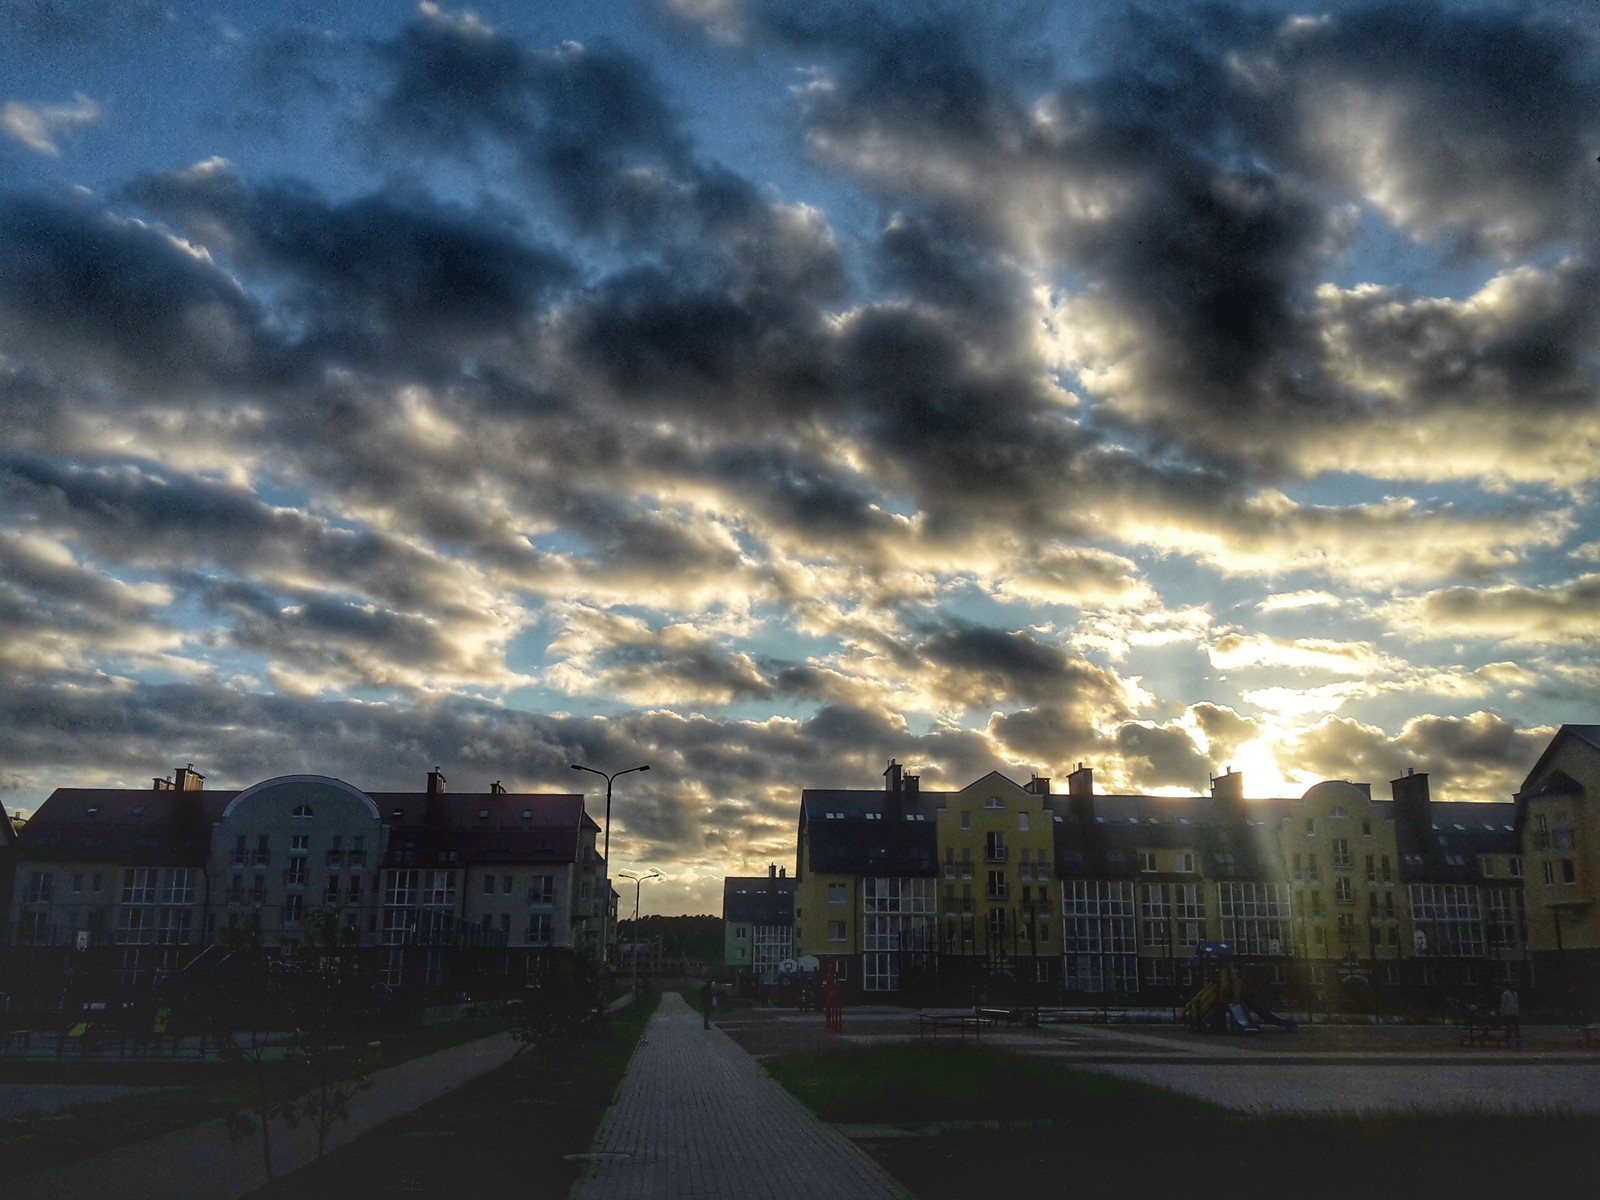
[1500, 983, 1521, 1044]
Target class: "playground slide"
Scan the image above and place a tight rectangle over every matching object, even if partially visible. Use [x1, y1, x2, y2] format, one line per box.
[1226, 1002, 1260, 1032]
[1242, 998, 1297, 1030]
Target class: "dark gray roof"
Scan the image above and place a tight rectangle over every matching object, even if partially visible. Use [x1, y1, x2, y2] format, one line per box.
[723, 875, 797, 926]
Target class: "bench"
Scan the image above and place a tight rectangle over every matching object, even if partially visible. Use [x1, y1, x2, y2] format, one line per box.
[918, 1010, 994, 1041]
[1459, 1010, 1518, 1047]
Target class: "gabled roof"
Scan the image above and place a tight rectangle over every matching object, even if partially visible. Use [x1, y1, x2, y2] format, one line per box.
[1518, 724, 1600, 797]
[800, 788, 939, 875]
[722, 875, 797, 925]
[17, 789, 228, 866]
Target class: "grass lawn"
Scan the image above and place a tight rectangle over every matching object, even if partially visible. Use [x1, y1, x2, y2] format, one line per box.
[2, 1008, 519, 1178]
[767, 1044, 1600, 1200]
[243, 990, 659, 1199]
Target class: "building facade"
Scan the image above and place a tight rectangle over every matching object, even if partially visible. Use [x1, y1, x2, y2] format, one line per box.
[2, 767, 609, 1015]
[794, 742, 1567, 1010]
[723, 868, 797, 985]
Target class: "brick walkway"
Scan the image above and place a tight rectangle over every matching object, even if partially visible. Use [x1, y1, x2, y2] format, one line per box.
[569, 992, 909, 1200]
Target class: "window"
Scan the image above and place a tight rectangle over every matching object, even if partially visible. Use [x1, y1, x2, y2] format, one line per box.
[292, 834, 309, 852]
[255, 834, 271, 867]
[827, 920, 846, 942]
[1334, 877, 1353, 905]
[1062, 881, 1138, 993]
[960, 811, 971, 831]
[1179, 851, 1195, 873]
[1019, 812, 1030, 832]
[91, 872, 102, 894]
[1407, 883, 1484, 957]
[1215, 882, 1291, 956]
[503, 875, 513, 895]
[987, 870, 1007, 900]
[1365, 854, 1376, 883]
[283, 895, 303, 926]
[72, 872, 84, 893]
[233, 834, 248, 868]
[944, 847, 956, 878]
[1535, 814, 1549, 850]
[483, 875, 496, 896]
[1362, 820, 1372, 837]
[1482, 857, 1495, 877]
[1562, 859, 1577, 885]
[348, 875, 362, 903]
[26, 871, 53, 904]
[1543, 861, 1556, 885]
[1292, 853, 1302, 881]
[986, 831, 1007, 861]
[985, 797, 1004, 809]
[1331, 838, 1351, 868]
[1305, 818, 1315, 836]
[528, 875, 555, 905]
[1138, 850, 1157, 873]
[527, 914, 552, 945]
[1380, 855, 1392, 883]
[961, 848, 973, 878]
[828, 883, 846, 905]
[1509, 855, 1523, 878]
[293, 804, 313, 818]
[286, 857, 307, 887]
[1306, 854, 1320, 883]
[121, 868, 156, 905]
[160, 869, 193, 906]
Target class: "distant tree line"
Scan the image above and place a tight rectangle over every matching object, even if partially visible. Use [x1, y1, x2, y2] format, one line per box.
[614, 914, 722, 969]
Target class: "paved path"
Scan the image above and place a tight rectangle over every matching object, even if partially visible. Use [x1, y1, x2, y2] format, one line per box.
[12, 1032, 521, 1200]
[569, 992, 909, 1200]
[1087, 1059, 1600, 1114]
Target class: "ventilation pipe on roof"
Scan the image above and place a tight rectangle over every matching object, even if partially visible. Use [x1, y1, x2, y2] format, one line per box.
[1066, 763, 1094, 825]
[1391, 770, 1433, 858]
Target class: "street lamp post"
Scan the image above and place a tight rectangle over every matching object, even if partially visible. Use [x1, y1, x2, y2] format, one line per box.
[617, 869, 662, 994]
[571, 763, 650, 968]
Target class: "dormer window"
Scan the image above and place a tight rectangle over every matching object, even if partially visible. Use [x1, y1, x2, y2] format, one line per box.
[130, 806, 145, 818]
[478, 809, 490, 819]
[522, 810, 533, 819]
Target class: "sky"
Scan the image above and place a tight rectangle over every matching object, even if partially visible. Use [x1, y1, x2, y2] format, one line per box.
[1, 0, 1597, 915]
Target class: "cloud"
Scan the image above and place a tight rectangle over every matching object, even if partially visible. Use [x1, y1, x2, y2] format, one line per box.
[1387, 574, 1600, 646]
[1287, 711, 1554, 801]
[0, 93, 101, 155]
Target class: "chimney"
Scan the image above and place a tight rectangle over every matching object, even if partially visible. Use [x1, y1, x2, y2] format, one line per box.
[1211, 768, 1245, 825]
[1066, 762, 1094, 825]
[173, 764, 204, 791]
[883, 758, 905, 825]
[426, 767, 446, 832]
[1392, 769, 1433, 858]
[779, 866, 786, 878]
[883, 759, 903, 794]
[904, 772, 919, 799]
[1027, 774, 1052, 796]
[491, 781, 506, 795]
[152, 776, 174, 791]
[769, 863, 777, 879]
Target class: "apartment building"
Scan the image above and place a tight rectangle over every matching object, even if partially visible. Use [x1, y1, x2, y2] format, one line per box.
[3, 767, 608, 1008]
[722, 867, 797, 985]
[795, 749, 1541, 1009]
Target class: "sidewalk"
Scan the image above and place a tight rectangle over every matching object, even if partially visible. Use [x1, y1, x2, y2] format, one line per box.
[12, 1031, 521, 1200]
[569, 992, 909, 1200]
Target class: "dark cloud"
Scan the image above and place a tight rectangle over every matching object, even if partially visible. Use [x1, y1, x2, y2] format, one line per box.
[1289, 711, 1550, 801]
[1113, 721, 1213, 792]
[128, 164, 575, 373]
[0, 191, 285, 397]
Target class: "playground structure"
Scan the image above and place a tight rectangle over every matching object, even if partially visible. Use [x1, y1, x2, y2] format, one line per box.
[1182, 942, 1296, 1033]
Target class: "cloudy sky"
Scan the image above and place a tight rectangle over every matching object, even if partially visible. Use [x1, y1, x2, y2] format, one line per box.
[2, 0, 1596, 914]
